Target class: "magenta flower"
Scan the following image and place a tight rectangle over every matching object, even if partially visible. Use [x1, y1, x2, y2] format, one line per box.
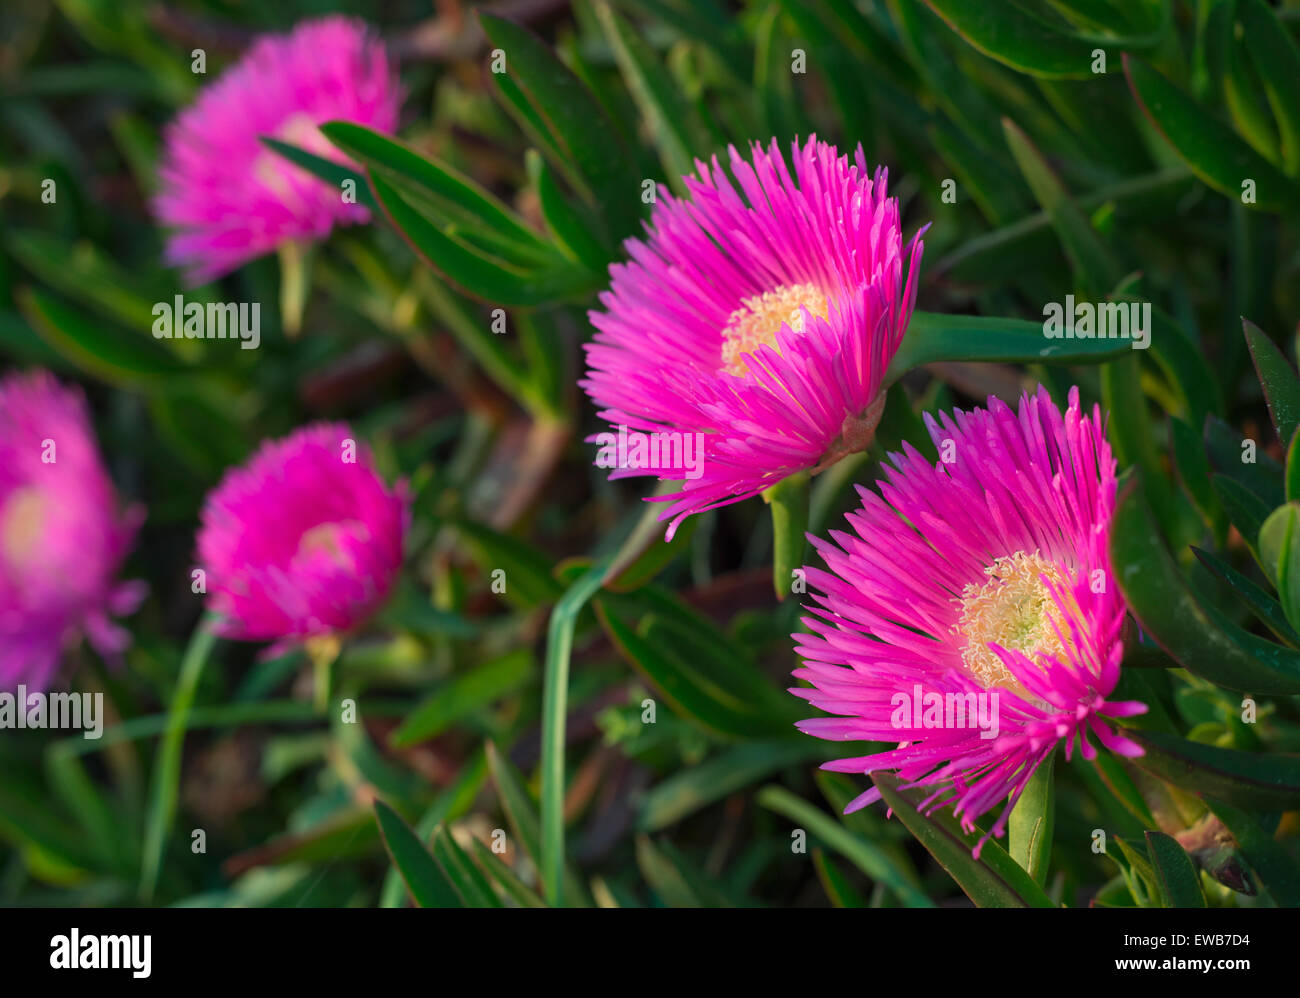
[791, 386, 1146, 852]
[154, 16, 402, 283]
[581, 137, 925, 538]
[0, 372, 145, 692]
[197, 424, 408, 645]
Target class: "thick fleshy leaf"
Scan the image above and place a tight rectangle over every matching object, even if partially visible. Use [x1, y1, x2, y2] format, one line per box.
[1008, 753, 1055, 885]
[1239, 0, 1300, 176]
[369, 171, 600, 305]
[373, 800, 462, 908]
[429, 825, 503, 908]
[593, 0, 710, 187]
[478, 13, 642, 241]
[1145, 831, 1207, 907]
[1125, 730, 1300, 811]
[922, 0, 1104, 78]
[1124, 54, 1300, 212]
[871, 773, 1055, 908]
[1244, 319, 1300, 447]
[1110, 475, 1300, 694]
[260, 136, 375, 210]
[756, 785, 934, 907]
[638, 740, 827, 832]
[886, 310, 1131, 381]
[319, 121, 555, 265]
[1192, 547, 1300, 647]
[389, 650, 534, 747]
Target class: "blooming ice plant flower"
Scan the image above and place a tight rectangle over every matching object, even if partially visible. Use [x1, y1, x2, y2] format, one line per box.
[582, 137, 925, 538]
[791, 386, 1146, 851]
[0, 371, 145, 692]
[154, 16, 403, 283]
[197, 424, 408, 647]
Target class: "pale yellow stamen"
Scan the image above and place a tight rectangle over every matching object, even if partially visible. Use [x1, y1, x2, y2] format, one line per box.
[720, 283, 828, 376]
[297, 520, 364, 562]
[1, 487, 47, 572]
[955, 551, 1079, 690]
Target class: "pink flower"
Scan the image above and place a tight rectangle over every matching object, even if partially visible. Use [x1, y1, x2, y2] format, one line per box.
[197, 424, 408, 644]
[154, 16, 403, 283]
[0, 372, 145, 692]
[581, 137, 925, 538]
[791, 386, 1146, 852]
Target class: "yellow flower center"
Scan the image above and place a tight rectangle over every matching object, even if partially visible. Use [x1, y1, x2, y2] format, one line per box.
[720, 283, 828, 376]
[297, 520, 364, 562]
[1, 487, 47, 573]
[955, 551, 1079, 690]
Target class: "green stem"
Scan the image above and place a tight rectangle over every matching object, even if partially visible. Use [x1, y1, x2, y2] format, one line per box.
[540, 558, 612, 907]
[138, 614, 219, 902]
[278, 240, 311, 337]
[763, 472, 810, 601]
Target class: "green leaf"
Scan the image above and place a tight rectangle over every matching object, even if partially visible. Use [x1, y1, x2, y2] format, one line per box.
[138, 617, 219, 902]
[1288, 431, 1300, 503]
[1003, 118, 1120, 296]
[19, 287, 185, 387]
[1126, 729, 1300, 811]
[593, 0, 709, 188]
[639, 739, 828, 832]
[1259, 504, 1300, 616]
[871, 773, 1055, 907]
[813, 850, 869, 908]
[1211, 474, 1272, 566]
[260, 136, 375, 210]
[525, 149, 612, 271]
[319, 121, 554, 264]
[429, 825, 503, 908]
[469, 838, 547, 908]
[454, 519, 565, 609]
[1244, 319, 1300, 447]
[1124, 54, 1300, 212]
[389, 649, 534, 747]
[597, 602, 799, 740]
[635, 836, 734, 907]
[1145, 830, 1208, 907]
[923, 0, 1103, 79]
[1239, 0, 1300, 176]
[886, 310, 1131, 381]
[1191, 546, 1300, 646]
[1171, 418, 1224, 536]
[1111, 474, 1300, 693]
[756, 785, 934, 907]
[373, 801, 462, 908]
[369, 172, 598, 306]
[478, 12, 641, 241]
[1008, 753, 1055, 885]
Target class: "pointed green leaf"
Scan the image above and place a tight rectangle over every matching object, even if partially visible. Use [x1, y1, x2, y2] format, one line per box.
[373, 801, 462, 908]
[1145, 831, 1207, 907]
[1126, 729, 1300, 811]
[1111, 475, 1300, 693]
[1244, 319, 1300, 447]
[871, 772, 1055, 907]
[1124, 54, 1300, 212]
[923, 0, 1103, 78]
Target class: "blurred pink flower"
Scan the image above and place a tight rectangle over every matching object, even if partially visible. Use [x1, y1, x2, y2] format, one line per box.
[581, 136, 925, 538]
[154, 16, 402, 283]
[0, 371, 145, 692]
[791, 386, 1146, 853]
[197, 424, 408, 645]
